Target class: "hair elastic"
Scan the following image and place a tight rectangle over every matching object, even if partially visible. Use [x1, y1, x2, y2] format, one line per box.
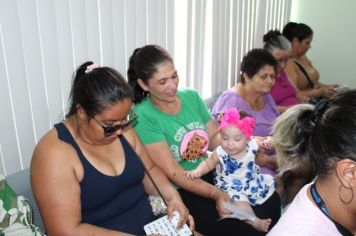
[85, 63, 100, 74]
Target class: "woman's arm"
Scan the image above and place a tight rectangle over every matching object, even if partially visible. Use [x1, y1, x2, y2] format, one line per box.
[255, 151, 278, 171]
[126, 128, 193, 229]
[31, 131, 131, 236]
[276, 105, 289, 113]
[185, 151, 219, 179]
[143, 140, 230, 216]
[286, 60, 337, 98]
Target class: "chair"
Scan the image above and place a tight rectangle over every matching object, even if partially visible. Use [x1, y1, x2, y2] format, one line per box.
[204, 92, 222, 112]
[6, 168, 46, 234]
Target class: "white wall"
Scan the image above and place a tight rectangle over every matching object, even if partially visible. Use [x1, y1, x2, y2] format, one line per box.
[290, 0, 356, 88]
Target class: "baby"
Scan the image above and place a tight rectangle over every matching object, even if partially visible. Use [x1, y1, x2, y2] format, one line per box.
[185, 107, 276, 232]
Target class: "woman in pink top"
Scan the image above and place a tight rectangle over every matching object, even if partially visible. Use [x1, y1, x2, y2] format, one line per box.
[263, 30, 308, 113]
[269, 91, 356, 235]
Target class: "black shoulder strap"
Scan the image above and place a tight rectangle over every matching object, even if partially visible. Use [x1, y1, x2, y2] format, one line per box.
[294, 60, 314, 89]
[122, 135, 168, 207]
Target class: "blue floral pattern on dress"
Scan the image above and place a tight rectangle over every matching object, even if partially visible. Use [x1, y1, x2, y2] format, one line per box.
[223, 157, 240, 175]
[214, 140, 275, 206]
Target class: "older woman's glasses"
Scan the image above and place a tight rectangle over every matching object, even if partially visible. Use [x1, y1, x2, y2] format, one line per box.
[92, 112, 138, 137]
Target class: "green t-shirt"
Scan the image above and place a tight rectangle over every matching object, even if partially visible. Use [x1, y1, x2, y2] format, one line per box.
[133, 88, 212, 170]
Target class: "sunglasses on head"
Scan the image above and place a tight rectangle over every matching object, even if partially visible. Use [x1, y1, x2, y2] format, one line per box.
[92, 112, 138, 137]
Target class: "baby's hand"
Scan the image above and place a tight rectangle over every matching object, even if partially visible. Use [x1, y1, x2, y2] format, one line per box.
[184, 170, 201, 180]
[260, 136, 273, 150]
[254, 136, 273, 150]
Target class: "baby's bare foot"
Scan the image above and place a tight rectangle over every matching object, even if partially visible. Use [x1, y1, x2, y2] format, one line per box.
[247, 218, 271, 232]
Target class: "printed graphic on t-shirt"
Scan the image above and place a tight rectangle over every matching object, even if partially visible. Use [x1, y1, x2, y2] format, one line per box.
[180, 130, 208, 161]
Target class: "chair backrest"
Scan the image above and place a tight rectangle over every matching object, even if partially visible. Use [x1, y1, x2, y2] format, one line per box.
[6, 168, 46, 234]
[204, 92, 223, 112]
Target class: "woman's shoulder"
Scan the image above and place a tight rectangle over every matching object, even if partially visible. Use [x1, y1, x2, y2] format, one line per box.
[285, 59, 298, 72]
[299, 56, 312, 66]
[35, 127, 62, 151]
[263, 93, 278, 110]
[269, 198, 339, 236]
[179, 87, 198, 93]
[31, 123, 86, 187]
[32, 124, 80, 168]
[218, 89, 241, 99]
[263, 93, 275, 101]
[212, 90, 242, 112]
[178, 88, 200, 99]
[133, 97, 154, 114]
[122, 128, 138, 150]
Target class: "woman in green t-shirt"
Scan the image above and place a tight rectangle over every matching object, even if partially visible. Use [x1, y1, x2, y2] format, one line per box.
[128, 45, 281, 236]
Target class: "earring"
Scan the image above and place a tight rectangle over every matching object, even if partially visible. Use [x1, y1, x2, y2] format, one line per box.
[338, 184, 354, 204]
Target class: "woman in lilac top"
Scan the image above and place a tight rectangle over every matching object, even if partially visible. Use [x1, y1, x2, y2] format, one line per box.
[212, 91, 278, 137]
[212, 49, 279, 175]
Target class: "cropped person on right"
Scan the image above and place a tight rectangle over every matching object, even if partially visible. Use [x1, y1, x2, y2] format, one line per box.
[268, 90, 356, 235]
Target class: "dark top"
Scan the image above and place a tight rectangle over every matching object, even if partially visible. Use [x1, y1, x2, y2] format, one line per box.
[54, 123, 153, 235]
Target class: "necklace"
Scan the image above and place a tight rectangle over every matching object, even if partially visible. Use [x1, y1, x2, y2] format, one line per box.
[310, 183, 353, 236]
[310, 183, 330, 217]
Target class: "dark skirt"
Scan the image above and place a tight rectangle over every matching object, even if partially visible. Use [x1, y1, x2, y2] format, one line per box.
[178, 171, 281, 236]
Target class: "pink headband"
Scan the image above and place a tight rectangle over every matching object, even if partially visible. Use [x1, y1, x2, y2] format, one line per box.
[218, 107, 255, 140]
[85, 63, 100, 74]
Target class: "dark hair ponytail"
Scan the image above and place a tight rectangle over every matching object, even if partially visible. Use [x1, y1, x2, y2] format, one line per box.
[67, 61, 94, 117]
[274, 100, 329, 172]
[263, 30, 290, 53]
[291, 108, 316, 157]
[127, 48, 146, 104]
[127, 45, 173, 103]
[66, 61, 133, 118]
[273, 90, 356, 178]
[282, 22, 298, 42]
[282, 22, 313, 42]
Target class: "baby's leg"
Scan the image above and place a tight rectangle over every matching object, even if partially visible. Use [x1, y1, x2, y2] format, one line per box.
[234, 201, 271, 232]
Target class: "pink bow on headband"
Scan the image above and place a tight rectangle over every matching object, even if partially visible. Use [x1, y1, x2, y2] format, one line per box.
[218, 107, 255, 140]
[85, 63, 100, 74]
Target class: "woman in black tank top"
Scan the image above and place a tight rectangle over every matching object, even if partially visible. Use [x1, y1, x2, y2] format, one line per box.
[283, 22, 338, 101]
[31, 61, 194, 235]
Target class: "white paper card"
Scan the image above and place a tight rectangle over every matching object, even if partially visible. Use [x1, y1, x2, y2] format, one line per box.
[222, 202, 257, 221]
[144, 211, 192, 236]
